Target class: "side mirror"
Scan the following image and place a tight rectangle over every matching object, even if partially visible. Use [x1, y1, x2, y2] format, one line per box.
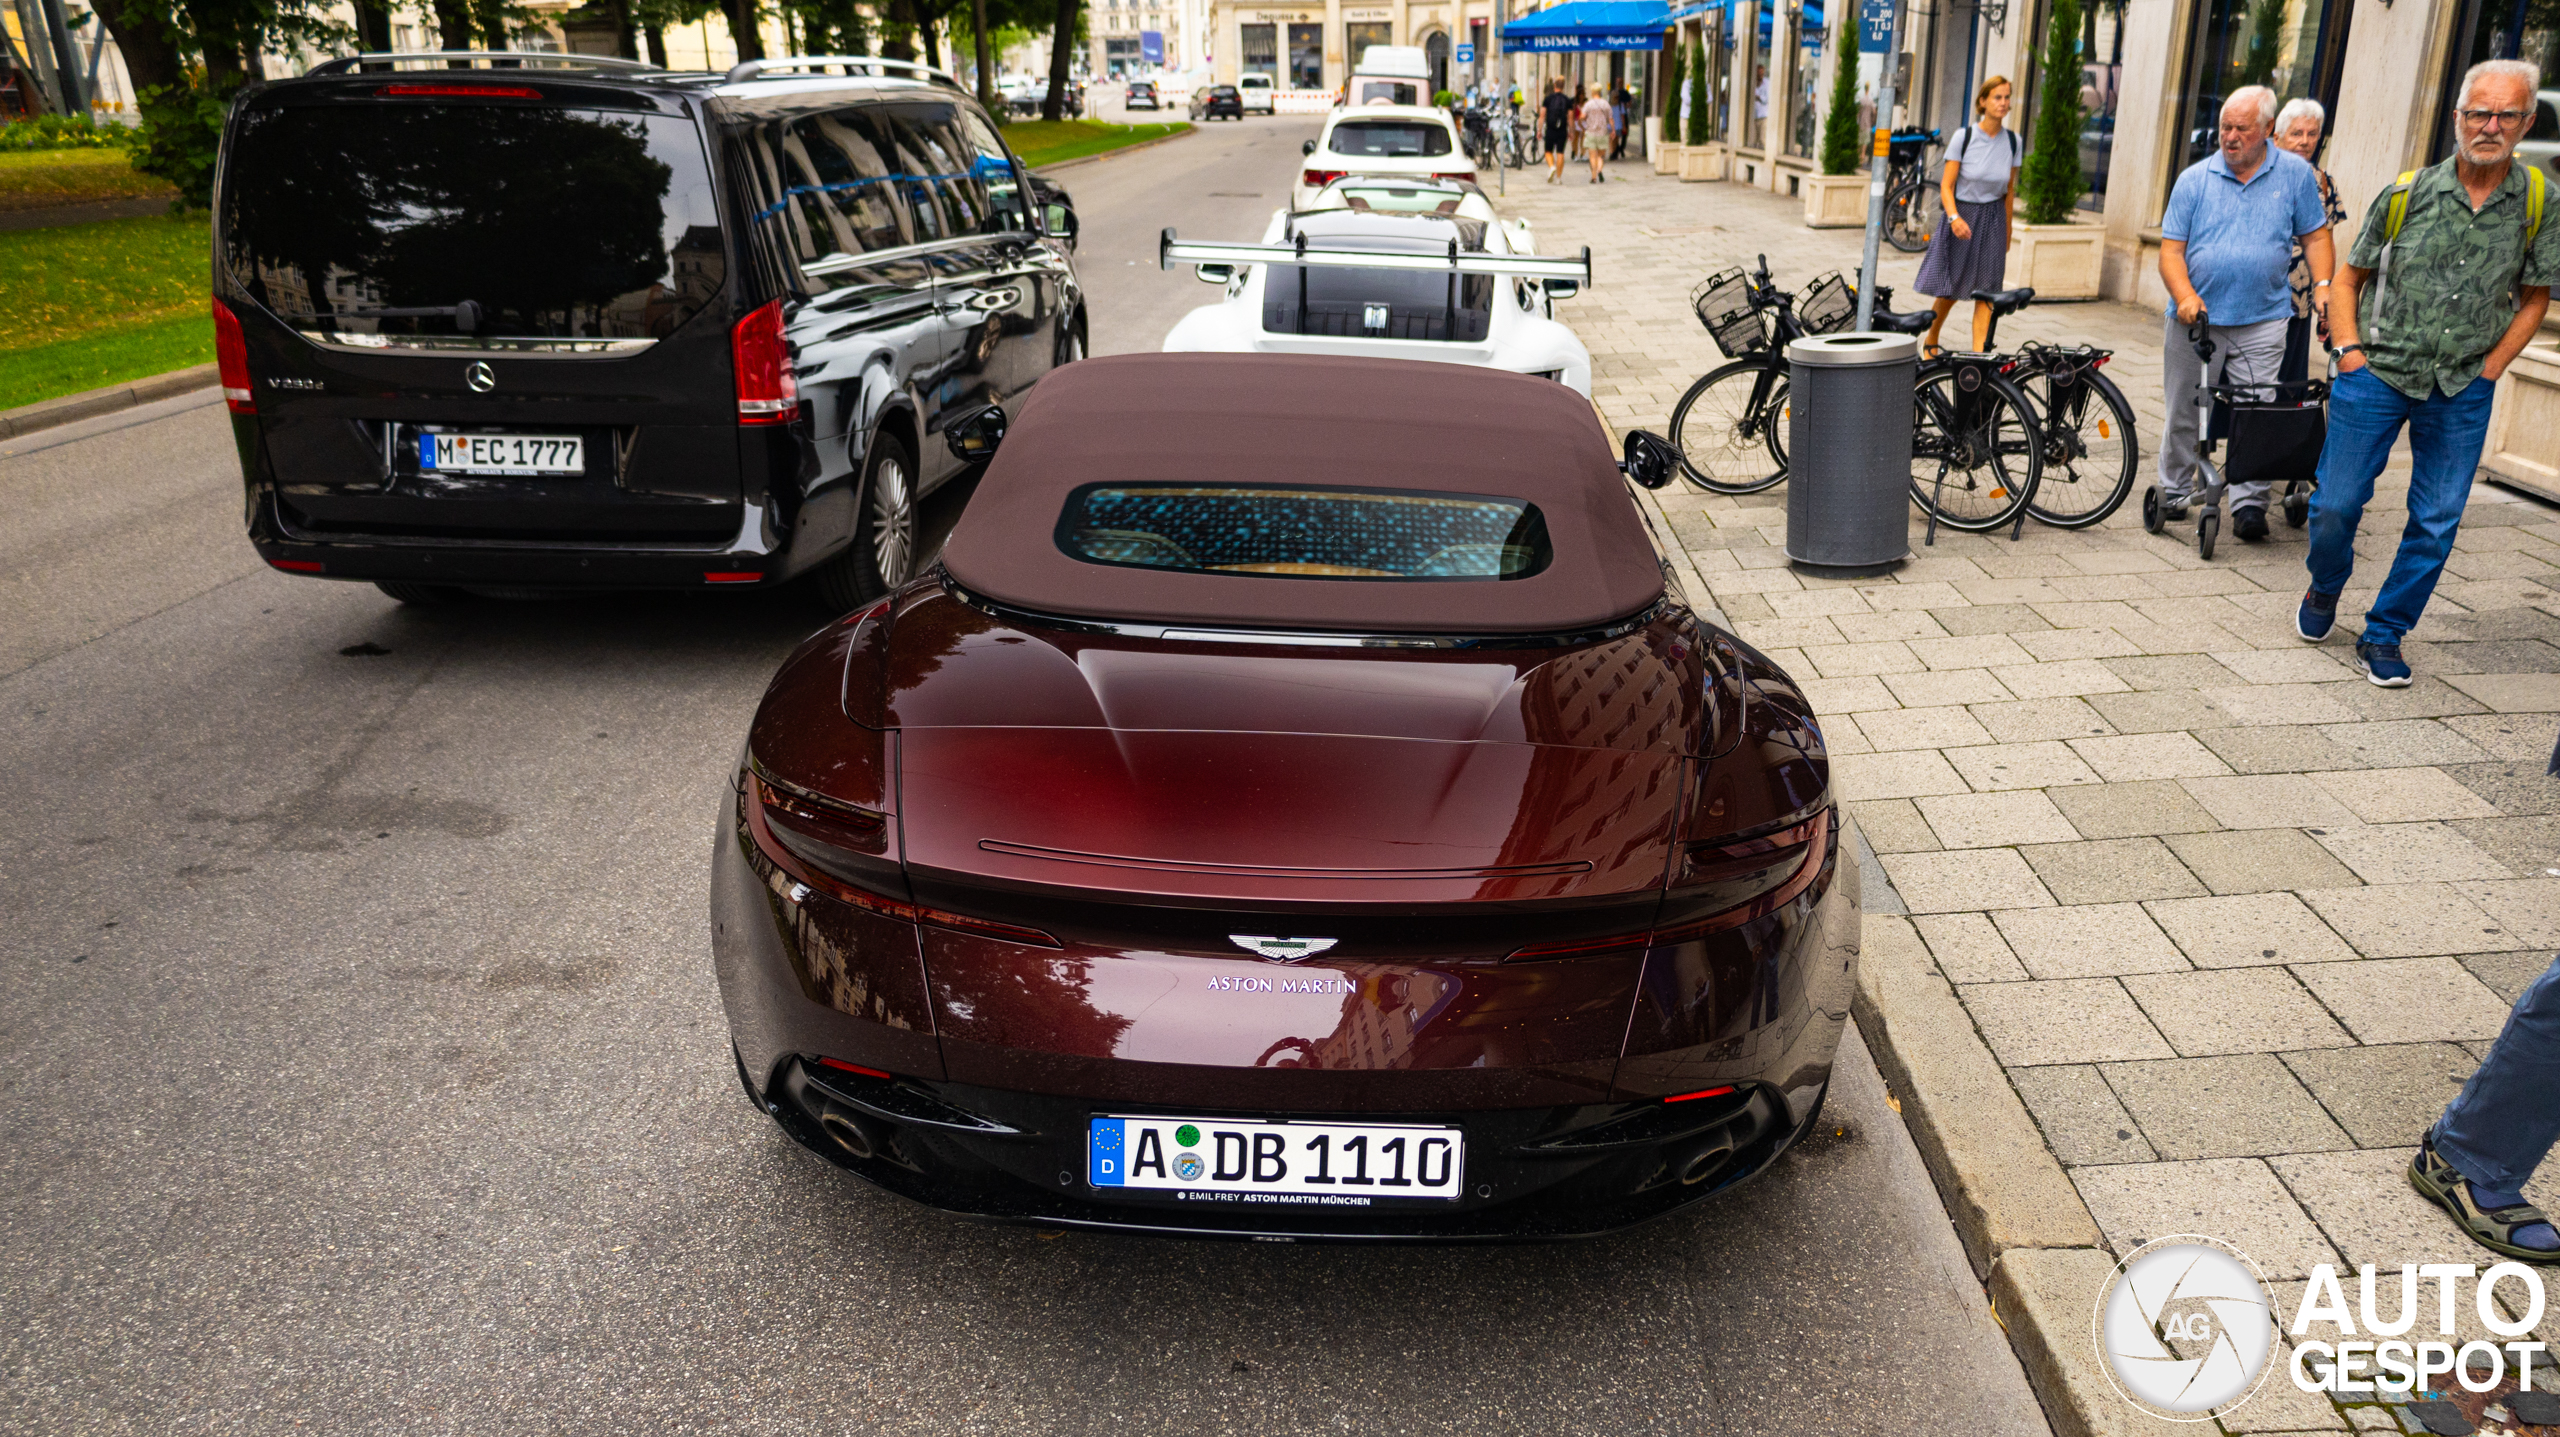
[1619, 429, 1680, 490]
[1542, 279, 1580, 298]
[1196, 263, 1234, 284]
[946, 403, 1007, 463]
[1302, 138, 1317, 156]
[1042, 200, 1078, 250]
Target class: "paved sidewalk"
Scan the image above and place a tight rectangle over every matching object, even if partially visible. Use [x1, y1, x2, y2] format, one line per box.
[1502, 158, 2560, 1434]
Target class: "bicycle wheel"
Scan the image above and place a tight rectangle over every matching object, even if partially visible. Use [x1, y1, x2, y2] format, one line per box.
[1668, 358, 1791, 495]
[1884, 176, 1936, 253]
[1908, 366, 2041, 532]
[2025, 368, 2140, 529]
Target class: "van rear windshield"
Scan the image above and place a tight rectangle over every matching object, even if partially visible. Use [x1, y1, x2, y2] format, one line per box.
[223, 104, 725, 345]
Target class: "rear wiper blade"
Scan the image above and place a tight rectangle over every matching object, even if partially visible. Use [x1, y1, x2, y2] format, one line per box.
[323, 299, 483, 330]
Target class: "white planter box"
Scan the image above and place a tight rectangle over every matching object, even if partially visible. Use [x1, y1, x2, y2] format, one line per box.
[2014, 220, 2105, 299]
[2480, 342, 2560, 505]
[1802, 172, 1867, 227]
[1679, 142, 1727, 181]
[1652, 118, 1680, 174]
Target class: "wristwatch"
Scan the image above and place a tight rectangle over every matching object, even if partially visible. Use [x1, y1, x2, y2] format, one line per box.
[2338, 344, 2366, 359]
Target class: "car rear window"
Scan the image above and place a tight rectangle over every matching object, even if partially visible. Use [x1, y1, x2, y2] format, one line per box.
[1055, 484, 1550, 580]
[1329, 120, 1452, 157]
[223, 103, 724, 345]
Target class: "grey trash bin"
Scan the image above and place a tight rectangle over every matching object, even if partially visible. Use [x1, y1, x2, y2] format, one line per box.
[1785, 332, 1917, 574]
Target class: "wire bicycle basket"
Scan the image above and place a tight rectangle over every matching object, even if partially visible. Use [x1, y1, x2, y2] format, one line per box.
[1796, 272, 1856, 336]
[1692, 268, 1767, 359]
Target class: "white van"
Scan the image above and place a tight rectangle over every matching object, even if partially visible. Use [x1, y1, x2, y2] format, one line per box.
[1345, 44, 1431, 106]
[1237, 71, 1276, 113]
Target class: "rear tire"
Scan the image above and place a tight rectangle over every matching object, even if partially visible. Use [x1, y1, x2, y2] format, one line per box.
[2025, 369, 2139, 529]
[374, 581, 470, 605]
[1906, 367, 2041, 533]
[807, 429, 919, 615]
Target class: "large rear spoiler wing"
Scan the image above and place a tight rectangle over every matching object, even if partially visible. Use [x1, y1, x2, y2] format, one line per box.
[1159, 228, 1593, 285]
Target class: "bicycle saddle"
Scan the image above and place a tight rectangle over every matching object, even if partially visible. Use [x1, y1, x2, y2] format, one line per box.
[1870, 306, 1934, 335]
[1969, 286, 2036, 316]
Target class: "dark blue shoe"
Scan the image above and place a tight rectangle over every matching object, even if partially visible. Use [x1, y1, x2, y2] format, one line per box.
[2296, 589, 2338, 643]
[2355, 640, 2413, 687]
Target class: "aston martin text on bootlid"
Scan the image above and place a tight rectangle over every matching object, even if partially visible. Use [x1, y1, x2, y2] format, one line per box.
[711, 352, 1858, 1239]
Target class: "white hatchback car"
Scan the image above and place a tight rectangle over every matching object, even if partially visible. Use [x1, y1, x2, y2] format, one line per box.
[1293, 105, 1472, 209]
[1160, 179, 1593, 395]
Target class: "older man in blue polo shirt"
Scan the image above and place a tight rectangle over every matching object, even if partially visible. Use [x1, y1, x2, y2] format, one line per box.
[2157, 84, 2336, 542]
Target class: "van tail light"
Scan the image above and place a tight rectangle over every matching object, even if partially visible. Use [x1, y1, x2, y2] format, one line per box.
[732, 299, 799, 425]
[1506, 808, 1830, 961]
[1302, 168, 1347, 188]
[212, 297, 254, 413]
[1431, 171, 1477, 182]
[745, 770, 1061, 948]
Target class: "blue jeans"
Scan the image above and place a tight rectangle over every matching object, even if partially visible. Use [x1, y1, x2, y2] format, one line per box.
[2434, 954, 2560, 1199]
[2304, 366, 2498, 645]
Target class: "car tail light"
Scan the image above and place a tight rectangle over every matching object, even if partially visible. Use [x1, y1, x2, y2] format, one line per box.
[1506, 809, 1831, 961]
[703, 571, 761, 583]
[375, 83, 540, 98]
[746, 771, 1061, 947]
[818, 1057, 894, 1079]
[732, 299, 798, 425]
[1664, 1085, 1738, 1103]
[212, 297, 254, 413]
[1431, 171, 1477, 182]
[1302, 168, 1347, 187]
[267, 558, 323, 573]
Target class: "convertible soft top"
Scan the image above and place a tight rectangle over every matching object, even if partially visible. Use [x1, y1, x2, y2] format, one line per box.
[937, 353, 1664, 634]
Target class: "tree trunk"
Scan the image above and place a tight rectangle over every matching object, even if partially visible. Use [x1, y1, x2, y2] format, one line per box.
[881, 0, 914, 59]
[970, 0, 992, 106]
[1040, 0, 1073, 120]
[84, 0, 181, 94]
[608, 0, 637, 58]
[352, 0, 393, 52]
[644, 23, 668, 64]
[433, 0, 475, 50]
[919, 17, 939, 67]
[722, 0, 765, 59]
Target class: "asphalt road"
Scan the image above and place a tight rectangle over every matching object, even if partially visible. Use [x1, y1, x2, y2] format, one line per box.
[0, 118, 2053, 1436]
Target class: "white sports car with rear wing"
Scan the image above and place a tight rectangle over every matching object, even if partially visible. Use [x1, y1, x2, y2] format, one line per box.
[1159, 179, 1595, 396]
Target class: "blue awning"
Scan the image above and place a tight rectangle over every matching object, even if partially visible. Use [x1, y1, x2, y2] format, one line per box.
[1500, 0, 1675, 50]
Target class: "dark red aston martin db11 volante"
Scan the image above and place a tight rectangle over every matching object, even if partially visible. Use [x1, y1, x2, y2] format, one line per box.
[712, 353, 1855, 1239]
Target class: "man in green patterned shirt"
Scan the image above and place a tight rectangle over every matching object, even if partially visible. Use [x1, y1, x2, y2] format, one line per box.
[2299, 59, 2559, 686]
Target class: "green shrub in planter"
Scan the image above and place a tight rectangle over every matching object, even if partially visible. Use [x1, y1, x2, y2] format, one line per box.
[1685, 38, 1709, 146]
[1818, 9, 1861, 175]
[2019, 0, 2086, 226]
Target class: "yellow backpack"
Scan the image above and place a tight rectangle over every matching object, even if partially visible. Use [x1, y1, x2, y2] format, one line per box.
[2370, 164, 2546, 336]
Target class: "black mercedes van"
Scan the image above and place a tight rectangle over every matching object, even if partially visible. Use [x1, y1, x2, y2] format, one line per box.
[215, 52, 1084, 610]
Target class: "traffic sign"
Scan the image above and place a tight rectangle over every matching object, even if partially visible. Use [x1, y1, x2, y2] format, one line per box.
[1456, 43, 1476, 62]
[1858, 0, 1894, 52]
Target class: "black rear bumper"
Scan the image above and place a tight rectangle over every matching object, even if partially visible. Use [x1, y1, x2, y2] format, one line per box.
[755, 1056, 1810, 1242]
[248, 492, 821, 591]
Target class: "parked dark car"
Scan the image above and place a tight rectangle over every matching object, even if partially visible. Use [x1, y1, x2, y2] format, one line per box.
[714, 352, 1855, 1240]
[215, 52, 1085, 611]
[1190, 83, 1243, 121]
[1006, 78, 1084, 118]
[1125, 79, 1159, 109]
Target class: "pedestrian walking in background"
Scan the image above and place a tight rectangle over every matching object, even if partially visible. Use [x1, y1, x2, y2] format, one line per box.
[2300, 58, 2557, 686]
[2274, 97, 2349, 382]
[2155, 85, 2333, 544]
[1610, 82, 1632, 160]
[1914, 77, 2020, 355]
[1542, 78, 1573, 183]
[2411, 946, 2560, 1262]
[1581, 85, 1615, 182]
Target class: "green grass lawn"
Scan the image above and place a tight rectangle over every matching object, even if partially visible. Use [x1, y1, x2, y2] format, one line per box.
[0, 148, 176, 210]
[0, 213, 210, 410]
[1006, 120, 1189, 169]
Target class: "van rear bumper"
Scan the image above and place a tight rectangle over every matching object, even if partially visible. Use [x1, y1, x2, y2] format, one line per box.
[249, 493, 822, 591]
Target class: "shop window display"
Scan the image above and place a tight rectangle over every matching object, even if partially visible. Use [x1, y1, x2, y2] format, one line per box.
[1788, 0, 1824, 158]
[1290, 22, 1323, 89]
[1747, 1, 1772, 148]
[2078, 0, 2125, 209]
[2169, 0, 2349, 179]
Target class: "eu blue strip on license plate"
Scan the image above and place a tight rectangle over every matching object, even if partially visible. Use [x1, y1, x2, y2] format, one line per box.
[419, 432, 438, 469]
[1087, 1115, 1463, 1204]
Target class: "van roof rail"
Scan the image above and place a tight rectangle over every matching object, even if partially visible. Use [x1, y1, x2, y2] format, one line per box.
[305, 50, 666, 76]
[723, 54, 964, 90]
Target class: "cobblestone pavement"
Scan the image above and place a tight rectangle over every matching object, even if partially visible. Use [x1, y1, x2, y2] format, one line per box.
[1501, 156, 2560, 1427]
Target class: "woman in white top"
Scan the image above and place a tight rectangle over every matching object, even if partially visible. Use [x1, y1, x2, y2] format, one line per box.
[1912, 76, 2021, 354]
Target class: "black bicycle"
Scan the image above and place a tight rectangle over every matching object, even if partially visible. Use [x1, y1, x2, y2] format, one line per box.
[1665, 255, 1857, 495]
[1881, 129, 1943, 254]
[1864, 281, 2137, 531]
